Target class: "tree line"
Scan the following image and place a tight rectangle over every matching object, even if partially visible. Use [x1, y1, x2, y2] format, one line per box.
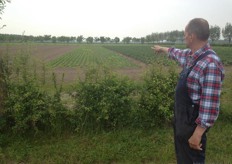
[0, 22, 231, 45]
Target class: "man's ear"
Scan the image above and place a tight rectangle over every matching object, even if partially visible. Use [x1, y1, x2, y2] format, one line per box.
[190, 33, 197, 40]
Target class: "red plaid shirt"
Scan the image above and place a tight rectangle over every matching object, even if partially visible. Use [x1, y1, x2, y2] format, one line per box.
[168, 43, 225, 128]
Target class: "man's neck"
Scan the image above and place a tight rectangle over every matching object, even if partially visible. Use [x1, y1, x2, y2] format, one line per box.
[190, 41, 208, 54]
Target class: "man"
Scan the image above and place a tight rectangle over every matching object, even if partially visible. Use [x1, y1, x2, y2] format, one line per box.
[152, 18, 224, 164]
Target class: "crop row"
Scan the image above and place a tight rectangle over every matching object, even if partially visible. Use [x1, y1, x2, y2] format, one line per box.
[47, 45, 137, 68]
[104, 45, 157, 64]
[105, 44, 232, 66]
[47, 44, 232, 68]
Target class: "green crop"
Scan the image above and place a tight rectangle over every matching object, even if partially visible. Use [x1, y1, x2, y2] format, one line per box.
[47, 45, 136, 68]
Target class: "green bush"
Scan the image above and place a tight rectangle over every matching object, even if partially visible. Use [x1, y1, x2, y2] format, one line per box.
[0, 46, 69, 135]
[135, 65, 177, 128]
[2, 80, 67, 134]
[1, 45, 179, 134]
[74, 69, 135, 131]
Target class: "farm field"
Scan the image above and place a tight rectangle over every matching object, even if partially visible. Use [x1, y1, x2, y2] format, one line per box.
[0, 43, 232, 163]
[47, 44, 137, 68]
[0, 43, 146, 84]
[104, 44, 232, 65]
[1, 43, 231, 84]
[0, 43, 78, 62]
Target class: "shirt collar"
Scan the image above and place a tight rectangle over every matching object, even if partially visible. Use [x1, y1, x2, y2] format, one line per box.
[190, 43, 211, 61]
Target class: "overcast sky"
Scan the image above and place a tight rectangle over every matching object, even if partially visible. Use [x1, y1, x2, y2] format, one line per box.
[1, 0, 232, 39]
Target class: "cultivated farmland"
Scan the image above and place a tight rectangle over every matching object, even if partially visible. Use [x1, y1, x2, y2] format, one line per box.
[105, 44, 232, 66]
[47, 45, 137, 68]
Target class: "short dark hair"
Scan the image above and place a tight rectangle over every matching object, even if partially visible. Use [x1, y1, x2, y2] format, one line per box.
[186, 18, 209, 41]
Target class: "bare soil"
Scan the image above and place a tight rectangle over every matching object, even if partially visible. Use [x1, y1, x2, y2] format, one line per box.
[31, 44, 78, 61]
[0, 44, 78, 61]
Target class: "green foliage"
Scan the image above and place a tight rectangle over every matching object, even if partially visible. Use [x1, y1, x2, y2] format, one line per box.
[47, 45, 136, 68]
[0, 129, 175, 163]
[105, 44, 232, 66]
[222, 22, 232, 45]
[104, 44, 176, 66]
[3, 80, 67, 134]
[0, 43, 231, 163]
[136, 65, 177, 128]
[73, 68, 135, 131]
[0, 45, 68, 134]
[212, 46, 232, 65]
[210, 25, 221, 42]
[174, 44, 232, 66]
[1, 43, 180, 134]
[105, 45, 156, 64]
[86, 36, 94, 44]
[0, 57, 7, 113]
[71, 63, 178, 131]
[2, 121, 232, 164]
[0, 0, 10, 17]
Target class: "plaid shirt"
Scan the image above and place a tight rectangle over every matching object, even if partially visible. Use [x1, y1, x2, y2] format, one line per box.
[168, 43, 225, 129]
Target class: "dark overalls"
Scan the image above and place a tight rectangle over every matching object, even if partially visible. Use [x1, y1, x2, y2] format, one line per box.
[174, 51, 212, 164]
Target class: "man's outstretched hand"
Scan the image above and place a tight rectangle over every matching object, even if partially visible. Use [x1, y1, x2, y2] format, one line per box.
[151, 45, 169, 54]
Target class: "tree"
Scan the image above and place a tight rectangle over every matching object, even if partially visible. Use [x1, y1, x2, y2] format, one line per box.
[132, 37, 140, 43]
[77, 35, 84, 43]
[100, 36, 106, 44]
[159, 33, 165, 42]
[145, 35, 152, 43]
[178, 31, 184, 43]
[114, 37, 120, 43]
[0, 0, 10, 18]
[86, 36, 93, 44]
[57, 36, 68, 43]
[44, 35, 51, 42]
[210, 25, 220, 43]
[169, 30, 179, 43]
[94, 37, 100, 43]
[151, 33, 159, 43]
[70, 36, 76, 43]
[222, 22, 232, 45]
[35, 35, 44, 42]
[52, 36, 57, 43]
[105, 37, 111, 43]
[122, 37, 131, 44]
[141, 37, 145, 44]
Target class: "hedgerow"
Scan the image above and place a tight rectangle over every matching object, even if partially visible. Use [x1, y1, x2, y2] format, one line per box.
[0, 52, 69, 134]
[135, 65, 177, 128]
[72, 69, 135, 131]
[0, 46, 178, 135]
[3, 80, 67, 134]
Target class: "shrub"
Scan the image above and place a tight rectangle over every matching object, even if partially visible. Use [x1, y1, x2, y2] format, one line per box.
[73, 69, 135, 131]
[135, 65, 178, 128]
[0, 54, 12, 115]
[2, 80, 67, 134]
[0, 45, 71, 134]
